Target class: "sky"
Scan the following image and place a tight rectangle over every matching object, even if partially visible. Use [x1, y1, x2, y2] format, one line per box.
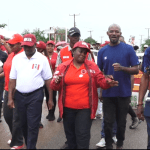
[1, 0, 150, 46]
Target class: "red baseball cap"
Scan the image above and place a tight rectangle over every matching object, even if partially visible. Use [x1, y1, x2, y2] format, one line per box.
[7, 34, 23, 44]
[73, 41, 90, 52]
[0, 35, 4, 40]
[46, 40, 55, 46]
[21, 34, 36, 47]
[36, 41, 46, 50]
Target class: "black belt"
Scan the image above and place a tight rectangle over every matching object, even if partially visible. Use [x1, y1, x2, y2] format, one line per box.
[17, 87, 43, 96]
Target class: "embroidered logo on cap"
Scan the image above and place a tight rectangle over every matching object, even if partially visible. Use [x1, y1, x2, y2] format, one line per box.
[82, 42, 88, 48]
[24, 38, 32, 42]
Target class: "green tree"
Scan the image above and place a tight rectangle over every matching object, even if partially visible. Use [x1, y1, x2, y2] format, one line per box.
[21, 28, 49, 43]
[84, 37, 97, 44]
[0, 24, 7, 28]
[141, 39, 150, 52]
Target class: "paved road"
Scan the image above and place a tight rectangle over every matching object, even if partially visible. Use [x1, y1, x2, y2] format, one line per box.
[0, 100, 148, 149]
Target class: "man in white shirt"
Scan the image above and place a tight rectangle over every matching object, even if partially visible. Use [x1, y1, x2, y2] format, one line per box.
[8, 34, 53, 149]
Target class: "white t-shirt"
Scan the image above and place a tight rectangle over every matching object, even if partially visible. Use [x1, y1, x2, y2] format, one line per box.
[10, 50, 52, 93]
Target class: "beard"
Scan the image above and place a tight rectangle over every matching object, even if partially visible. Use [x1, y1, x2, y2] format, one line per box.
[110, 38, 119, 44]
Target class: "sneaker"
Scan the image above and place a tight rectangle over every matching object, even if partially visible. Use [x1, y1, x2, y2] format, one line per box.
[11, 144, 24, 149]
[129, 117, 139, 129]
[96, 138, 106, 147]
[57, 117, 62, 123]
[112, 136, 117, 144]
[93, 116, 97, 120]
[7, 139, 12, 145]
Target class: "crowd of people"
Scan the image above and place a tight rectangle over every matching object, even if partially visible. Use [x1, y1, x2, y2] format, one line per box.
[0, 23, 149, 149]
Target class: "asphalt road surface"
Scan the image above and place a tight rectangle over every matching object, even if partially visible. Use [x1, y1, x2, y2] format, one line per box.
[0, 100, 148, 149]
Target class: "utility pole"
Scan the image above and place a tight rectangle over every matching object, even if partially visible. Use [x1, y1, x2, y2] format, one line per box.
[88, 30, 93, 38]
[69, 14, 80, 27]
[139, 35, 144, 46]
[145, 28, 150, 39]
[100, 36, 104, 44]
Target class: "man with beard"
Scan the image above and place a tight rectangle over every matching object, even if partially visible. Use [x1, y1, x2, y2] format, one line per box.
[97, 24, 139, 149]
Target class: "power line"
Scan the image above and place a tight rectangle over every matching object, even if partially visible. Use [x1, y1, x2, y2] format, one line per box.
[69, 14, 80, 27]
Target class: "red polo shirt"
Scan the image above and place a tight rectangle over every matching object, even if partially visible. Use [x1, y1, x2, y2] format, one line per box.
[3, 48, 24, 91]
[64, 62, 90, 109]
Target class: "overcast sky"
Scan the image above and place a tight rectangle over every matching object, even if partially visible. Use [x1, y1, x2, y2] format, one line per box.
[1, 0, 150, 45]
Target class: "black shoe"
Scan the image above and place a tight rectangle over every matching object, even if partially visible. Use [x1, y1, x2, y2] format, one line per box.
[39, 122, 44, 128]
[129, 117, 139, 129]
[46, 114, 49, 119]
[48, 115, 55, 121]
[57, 117, 62, 122]
[0, 118, 2, 123]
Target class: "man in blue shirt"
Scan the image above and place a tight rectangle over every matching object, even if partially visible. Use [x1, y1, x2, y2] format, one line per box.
[137, 47, 150, 149]
[97, 24, 139, 149]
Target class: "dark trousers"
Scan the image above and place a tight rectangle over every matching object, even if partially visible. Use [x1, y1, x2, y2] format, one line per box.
[128, 105, 136, 118]
[0, 82, 4, 119]
[45, 86, 57, 116]
[3, 91, 23, 147]
[63, 107, 92, 149]
[144, 101, 150, 149]
[15, 88, 44, 149]
[103, 97, 130, 149]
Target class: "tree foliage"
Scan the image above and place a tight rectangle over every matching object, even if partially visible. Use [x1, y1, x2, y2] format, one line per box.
[141, 39, 150, 52]
[0, 24, 7, 28]
[84, 37, 97, 44]
[21, 28, 49, 43]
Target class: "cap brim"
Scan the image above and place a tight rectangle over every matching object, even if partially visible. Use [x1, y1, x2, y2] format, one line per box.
[6, 39, 17, 45]
[69, 33, 80, 37]
[21, 42, 34, 47]
[73, 46, 90, 52]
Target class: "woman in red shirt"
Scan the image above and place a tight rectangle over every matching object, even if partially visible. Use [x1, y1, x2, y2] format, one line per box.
[45, 40, 58, 121]
[50, 41, 118, 149]
[2, 34, 24, 149]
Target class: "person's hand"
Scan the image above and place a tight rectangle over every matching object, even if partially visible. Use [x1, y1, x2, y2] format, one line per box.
[48, 99, 54, 110]
[7, 99, 15, 109]
[137, 105, 144, 121]
[55, 75, 63, 84]
[105, 75, 114, 80]
[0, 38, 5, 45]
[112, 63, 123, 71]
[106, 79, 119, 87]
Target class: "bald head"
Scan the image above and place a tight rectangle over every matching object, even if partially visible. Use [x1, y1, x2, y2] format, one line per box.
[108, 24, 121, 32]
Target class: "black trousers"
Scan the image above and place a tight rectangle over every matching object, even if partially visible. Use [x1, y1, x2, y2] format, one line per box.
[103, 97, 130, 149]
[15, 88, 44, 149]
[0, 82, 4, 119]
[128, 104, 136, 118]
[45, 86, 57, 115]
[3, 91, 23, 147]
[63, 107, 92, 149]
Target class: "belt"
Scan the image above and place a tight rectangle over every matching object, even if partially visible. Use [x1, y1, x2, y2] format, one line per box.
[17, 87, 43, 96]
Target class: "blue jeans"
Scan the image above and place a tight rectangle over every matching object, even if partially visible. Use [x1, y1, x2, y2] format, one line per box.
[101, 118, 117, 138]
[144, 101, 150, 149]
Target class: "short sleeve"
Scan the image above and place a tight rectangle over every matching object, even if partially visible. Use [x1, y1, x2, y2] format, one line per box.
[129, 46, 140, 67]
[9, 57, 17, 79]
[142, 47, 150, 73]
[41, 57, 52, 80]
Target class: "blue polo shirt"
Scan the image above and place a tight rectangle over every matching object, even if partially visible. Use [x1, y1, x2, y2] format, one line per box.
[98, 42, 139, 97]
[142, 47, 150, 73]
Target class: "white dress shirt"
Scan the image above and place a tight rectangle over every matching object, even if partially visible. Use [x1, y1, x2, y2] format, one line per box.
[10, 50, 52, 93]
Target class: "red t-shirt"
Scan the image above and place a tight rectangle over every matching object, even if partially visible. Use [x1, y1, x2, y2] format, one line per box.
[3, 48, 24, 91]
[64, 62, 90, 109]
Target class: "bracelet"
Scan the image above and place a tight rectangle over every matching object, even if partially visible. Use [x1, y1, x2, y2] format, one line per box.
[137, 104, 143, 106]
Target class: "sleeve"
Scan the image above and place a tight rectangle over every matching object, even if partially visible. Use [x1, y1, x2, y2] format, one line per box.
[41, 57, 53, 80]
[142, 48, 150, 73]
[9, 57, 17, 79]
[97, 49, 103, 71]
[55, 52, 62, 67]
[129, 46, 140, 67]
